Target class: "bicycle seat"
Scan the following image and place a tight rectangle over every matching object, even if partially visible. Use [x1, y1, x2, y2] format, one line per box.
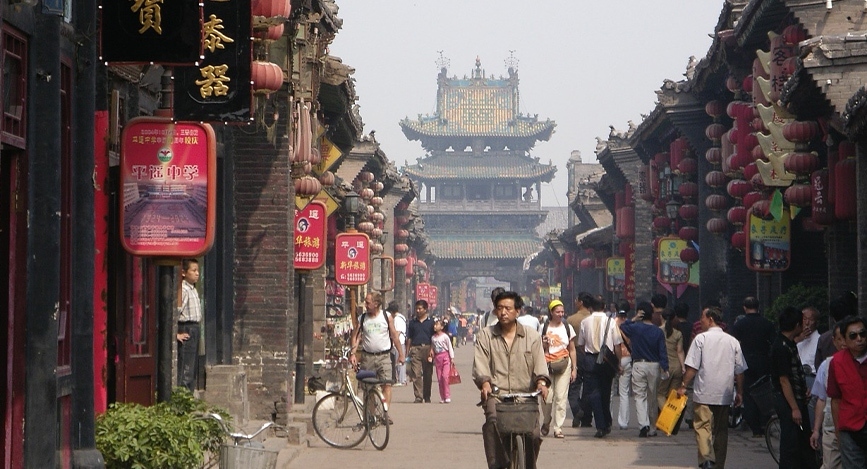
[356, 369, 380, 384]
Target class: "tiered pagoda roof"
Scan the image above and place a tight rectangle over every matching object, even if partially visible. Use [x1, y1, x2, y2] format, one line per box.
[404, 154, 556, 182]
[400, 58, 555, 149]
[428, 234, 542, 260]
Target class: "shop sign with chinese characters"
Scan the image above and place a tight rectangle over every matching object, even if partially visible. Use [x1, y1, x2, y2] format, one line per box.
[656, 237, 689, 285]
[293, 200, 326, 270]
[605, 257, 626, 292]
[101, 0, 203, 64]
[174, 0, 252, 122]
[335, 233, 370, 285]
[746, 209, 791, 272]
[119, 117, 216, 257]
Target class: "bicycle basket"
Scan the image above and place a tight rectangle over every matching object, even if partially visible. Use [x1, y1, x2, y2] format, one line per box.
[220, 444, 277, 469]
[495, 401, 539, 435]
[749, 374, 776, 418]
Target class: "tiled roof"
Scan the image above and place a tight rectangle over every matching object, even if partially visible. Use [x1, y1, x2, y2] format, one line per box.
[400, 115, 555, 139]
[429, 234, 542, 260]
[404, 154, 557, 182]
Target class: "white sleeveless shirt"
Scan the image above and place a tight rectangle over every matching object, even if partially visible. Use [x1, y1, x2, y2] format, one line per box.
[361, 311, 391, 353]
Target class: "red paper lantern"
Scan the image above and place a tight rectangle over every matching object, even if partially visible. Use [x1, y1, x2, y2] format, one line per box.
[727, 206, 747, 226]
[394, 215, 409, 226]
[678, 157, 697, 175]
[706, 217, 728, 234]
[705, 170, 727, 188]
[654, 152, 669, 166]
[252, 0, 291, 18]
[743, 162, 759, 180]
[318, 171, 335, 187]
[370, 212, 385, 223]
[395, 229, 409, 239]
[416, 260, 427, 269]
[360, 187, 374, 200]
[678, 204, 699, 220]
[706, 123, 726, 141]
[678, 182, 698, 199]
[784, 151, 820, 177]
[835, 157, 857, 220]
[731, 231, 747, 250]
[750, 173, 767, 191]
[752, 118, 767, 133]
[705, 194, 729, 212]
[678, 226, 698, 242]
[705, 100, 726, 118]
[725, 75, 741, 93]
[742, 75, 753, 94]
[394, 243, 409, 253]
[294, 175, 321, 196]
[705, 147, 722, 165]
[727, 179, 751, 199]
[782, 24, 807, 45]
[652, 216, 670, 231]
[782, 120, 819, 144]
[784, 183, 812, 207]
[357, 221, 374, 233]
[252, 61, 283, 93]
[395, 258, 408, 267]
[670, 138, 689, 173]
[680, 247, 699, 264]
[579, 258, 595, 269]
[751, 199, 771, 217]
[743, 191, 765, 210]
[370, 242, 383, 255]
[811, 169, 835, 225]
[617, 206, 635, 239]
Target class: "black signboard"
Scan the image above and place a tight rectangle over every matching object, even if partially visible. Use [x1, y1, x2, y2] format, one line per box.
[173, 0, 252, 123]
[101, 0, 202, 64]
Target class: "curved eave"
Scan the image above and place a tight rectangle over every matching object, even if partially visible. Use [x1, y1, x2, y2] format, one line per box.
[399, 119, 555, 141]
[404, 163, 556, 183]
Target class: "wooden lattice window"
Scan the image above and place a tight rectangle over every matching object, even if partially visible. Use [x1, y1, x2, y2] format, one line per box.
[1, 27, 27, 148]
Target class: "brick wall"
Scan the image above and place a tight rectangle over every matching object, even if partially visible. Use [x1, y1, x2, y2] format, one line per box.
[231, 98, 295, 420]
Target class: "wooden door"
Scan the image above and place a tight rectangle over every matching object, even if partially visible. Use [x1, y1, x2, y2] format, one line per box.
[1, 152, 26, 468]
[114, 257, 158, 406]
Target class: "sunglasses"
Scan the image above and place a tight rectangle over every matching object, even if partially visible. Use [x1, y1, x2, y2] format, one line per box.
[847, 329, 867, 340]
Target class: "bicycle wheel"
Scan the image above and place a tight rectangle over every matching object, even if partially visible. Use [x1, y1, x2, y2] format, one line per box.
[312, 392, 367, 449]
[510, 434, 526, 469]
[365, 390, 390, 450]
[765, 415, 781, 464]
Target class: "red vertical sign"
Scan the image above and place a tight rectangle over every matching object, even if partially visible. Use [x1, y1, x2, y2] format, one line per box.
[294, 201, 326, 270]
[429, 285, 439, 310]
[416, 283, 429, 303]
[335, 233, 370, 285]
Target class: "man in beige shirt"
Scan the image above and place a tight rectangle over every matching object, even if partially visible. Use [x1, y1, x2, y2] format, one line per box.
[567, 292, 594, 427]
[474, 290, 550, 469]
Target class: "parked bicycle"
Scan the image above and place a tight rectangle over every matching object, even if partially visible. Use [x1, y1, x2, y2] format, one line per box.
[201, 413, 280, 469]
[749, 374, 780, 464]
[479, 388, 541, 469]
[312, 347, 390, 450]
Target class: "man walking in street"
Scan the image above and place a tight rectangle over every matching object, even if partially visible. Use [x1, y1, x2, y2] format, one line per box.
[473, 290, 550, 469]
[827, 316, 867, 467]
[388, 300, 408, 386]
[730, 296, 776, 438]
[568, 292, 595, 428]
[349, 292, 404, 407]
[678, 306, 746, 469]
[406, 299, 435, 403]
[770, 306, 818, 469]
[620, 301, 668, 438]
[576, 295, 622, 438]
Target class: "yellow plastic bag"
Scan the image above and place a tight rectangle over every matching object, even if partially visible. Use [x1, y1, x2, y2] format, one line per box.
[655, 389, 688, 436]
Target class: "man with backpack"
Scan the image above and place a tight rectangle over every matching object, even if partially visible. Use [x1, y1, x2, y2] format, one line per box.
[349, 292, 403, 407]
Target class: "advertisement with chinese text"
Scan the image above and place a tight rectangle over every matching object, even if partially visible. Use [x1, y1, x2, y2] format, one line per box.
[746, 209, 791, 272]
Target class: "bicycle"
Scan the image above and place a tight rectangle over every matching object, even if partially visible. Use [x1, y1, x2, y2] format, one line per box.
[748, 374, 780, 464]
[201, 413, 279, 469]
[311, 348, 390, 450]
[480, 388, 542, 469]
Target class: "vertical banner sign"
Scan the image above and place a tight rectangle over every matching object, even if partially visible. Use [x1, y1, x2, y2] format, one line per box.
[119, 117, 216, 256]
[293, 200, 326, 270]
[746, 209, 791, 272]
[605, 257, 626, 292]
[100, 0, 203, 64]
[429, 285, 439, 310]
[335, 233, 370, 285]
[657, 237, 689, 285]
[416, 283, 430, 303]
[174, 0, 252, 122]
[623, 240, 636, 304]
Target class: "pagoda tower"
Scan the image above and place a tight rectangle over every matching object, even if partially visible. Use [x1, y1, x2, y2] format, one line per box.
[401, 58, 556, 295]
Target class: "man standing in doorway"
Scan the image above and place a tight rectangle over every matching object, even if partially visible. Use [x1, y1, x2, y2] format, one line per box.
[406, 299, 435, 403]
[678, 306, 746, 469]
[568, 292, 595, 428]
[730, 296, 776, 438]
[176, 258, 202, 392]
[770, 306, 818, 468]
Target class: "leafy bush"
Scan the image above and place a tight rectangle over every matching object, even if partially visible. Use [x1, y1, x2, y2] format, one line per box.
[96, 388, 230, 469]
[765, 284, 828, 330]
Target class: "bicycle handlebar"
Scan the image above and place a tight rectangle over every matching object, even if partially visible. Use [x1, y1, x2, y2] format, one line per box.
[477, 386, 542, 406]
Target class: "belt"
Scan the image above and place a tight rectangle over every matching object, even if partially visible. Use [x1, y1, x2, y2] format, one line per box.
[410, 344, 430, 347]
[633, 359, 657, 363]
[178, 321, 200, 326]
[362, 350, 391, 356]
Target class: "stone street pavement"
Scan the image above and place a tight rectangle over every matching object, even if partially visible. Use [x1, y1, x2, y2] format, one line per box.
[289, 341, 777, 468]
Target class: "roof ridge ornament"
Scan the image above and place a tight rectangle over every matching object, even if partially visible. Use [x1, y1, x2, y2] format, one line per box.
[435, 50, 450, 72]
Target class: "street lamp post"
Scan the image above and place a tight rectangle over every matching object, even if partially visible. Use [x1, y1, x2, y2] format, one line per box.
[665, 198, 682, 235]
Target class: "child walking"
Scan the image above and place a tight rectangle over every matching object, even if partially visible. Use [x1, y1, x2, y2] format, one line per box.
[429, 318, 455, 403]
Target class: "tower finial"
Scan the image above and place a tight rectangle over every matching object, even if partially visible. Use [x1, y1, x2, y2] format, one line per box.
[505, 50, 519, 72]
[435, 51, 450, 71]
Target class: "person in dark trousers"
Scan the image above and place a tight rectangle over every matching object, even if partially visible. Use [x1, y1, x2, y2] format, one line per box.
[567, 292, 595, 427]
[619, 301, 668, 438]
[176, 258, 202, 392]
[770, 306, 819, 469]
[406, 299, 435, 403]
[576, 295, 622, 438]
[730, 296, 776, 437]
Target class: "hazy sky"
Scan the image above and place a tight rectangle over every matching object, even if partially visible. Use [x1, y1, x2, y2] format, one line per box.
[329, 1, 723, 206]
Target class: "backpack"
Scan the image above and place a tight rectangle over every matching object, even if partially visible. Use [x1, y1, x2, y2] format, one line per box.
[359, 312, 394, 348]
[541, 319, 572, 341]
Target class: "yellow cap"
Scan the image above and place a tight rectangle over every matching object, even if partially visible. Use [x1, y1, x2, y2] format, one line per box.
[548, 299, 564, 311]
